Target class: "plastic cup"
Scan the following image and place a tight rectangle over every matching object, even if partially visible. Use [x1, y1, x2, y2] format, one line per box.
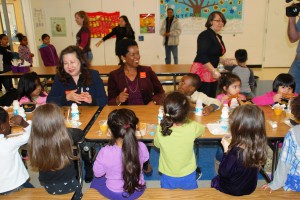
[99, 120, 108, 134]
[274, 106, 283, 115]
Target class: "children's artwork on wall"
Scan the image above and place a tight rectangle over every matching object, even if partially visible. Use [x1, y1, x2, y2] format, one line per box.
[50, 17, 66, 37]
[86, 11, 120, 38]
[140, 14, 155, 33]
[160, 0, 243, 34]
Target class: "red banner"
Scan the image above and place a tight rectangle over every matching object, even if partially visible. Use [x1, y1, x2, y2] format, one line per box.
[86, 11, 120, 38]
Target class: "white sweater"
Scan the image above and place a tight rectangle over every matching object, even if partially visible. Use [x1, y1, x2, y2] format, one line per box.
[0, 122, 31, 193]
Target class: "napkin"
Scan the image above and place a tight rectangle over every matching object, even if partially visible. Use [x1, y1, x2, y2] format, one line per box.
[207, 123, 229, 135]
[22, 60, 31, 66]
[11, 59, 21, 66]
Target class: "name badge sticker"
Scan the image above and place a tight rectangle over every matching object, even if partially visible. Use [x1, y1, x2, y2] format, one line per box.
[140, 72, 146, 78]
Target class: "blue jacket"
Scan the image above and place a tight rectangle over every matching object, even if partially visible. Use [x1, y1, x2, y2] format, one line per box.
[47, 69, 107, 107]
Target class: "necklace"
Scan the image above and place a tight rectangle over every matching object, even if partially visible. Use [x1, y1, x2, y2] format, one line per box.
[125, 76, 139, 93]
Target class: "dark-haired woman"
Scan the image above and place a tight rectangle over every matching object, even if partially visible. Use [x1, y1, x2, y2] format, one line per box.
[95, 15, 135, 54]
[46, 45, 107, 107]
[91, 108, 149, 199]
[190, 11, 233, 98]
[108, 39, 164, 106]
[75, 10, 93, 62]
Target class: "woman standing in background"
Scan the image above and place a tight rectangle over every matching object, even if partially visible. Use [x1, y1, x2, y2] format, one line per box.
[95, 15, 135, 55]
[75, 10, 93, 62]
[190, 11, 232, 98]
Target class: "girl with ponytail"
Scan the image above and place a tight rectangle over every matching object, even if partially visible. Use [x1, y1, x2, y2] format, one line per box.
[91, 109, 149, 199]
[154, 91, 205, 189]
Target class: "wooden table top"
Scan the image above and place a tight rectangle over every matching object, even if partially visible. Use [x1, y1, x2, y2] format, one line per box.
[0, 64, 191, 78]
[0, 66, 57, 78]
[85, 105, 290, 141]
[7, 106, 99, 131]
[82, 188, 298, 200]
[1, 188, 74, 200]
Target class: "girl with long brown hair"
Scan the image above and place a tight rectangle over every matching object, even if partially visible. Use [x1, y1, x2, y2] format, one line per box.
[91, 109, 149, 199]
[211, 105, 268, 196]
[28, 103, 82, 199]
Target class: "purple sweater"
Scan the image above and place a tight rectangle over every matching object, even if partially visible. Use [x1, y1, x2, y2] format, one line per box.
[39, 44, 59, 66]
[93, 142, 149, 192]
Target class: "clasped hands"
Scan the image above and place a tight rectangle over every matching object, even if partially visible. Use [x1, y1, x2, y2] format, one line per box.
[66, 90, 92, 104]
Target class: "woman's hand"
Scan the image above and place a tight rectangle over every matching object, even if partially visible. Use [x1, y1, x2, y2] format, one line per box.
[30, 53, 34, 58]
[95, 40, 103, 47]
[66, 90, 84, 104]
[116, 88, 129, 105]
[220, 58, 235, 66]
[262, 184, 272, 193]
[212, 69, 221, 79]
[273, 93, 282, 103]
[80, 92, 92, 104]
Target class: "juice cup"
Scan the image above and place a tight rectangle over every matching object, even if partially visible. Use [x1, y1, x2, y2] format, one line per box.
[274, 106, 283, 116]
[99, 120, 108, 135]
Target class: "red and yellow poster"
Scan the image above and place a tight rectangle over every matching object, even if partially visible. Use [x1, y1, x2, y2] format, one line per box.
[86, 11, 120, 38]
[140, 14, 155, 33]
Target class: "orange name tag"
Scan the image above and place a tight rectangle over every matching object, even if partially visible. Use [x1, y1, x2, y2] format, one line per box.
[65, 90, 72, 95]
[140, 72, 146, 78]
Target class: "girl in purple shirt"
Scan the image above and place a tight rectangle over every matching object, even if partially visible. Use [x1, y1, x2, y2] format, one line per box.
[91, 109, 149, 199]
[211, 105, 268, 196]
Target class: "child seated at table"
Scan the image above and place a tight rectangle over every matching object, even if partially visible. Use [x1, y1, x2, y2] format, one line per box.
[252, 73, 297, 106]
[263, 95, 300, 192]
[0, 107, 33, 195]
[217, 73, 246, 105]
[28, 104, 82, 200]
[178, 73, 221, 115]
[211, 105, 268, 196]
[154, 91, 205, 189]
[18, 72, 48, 105]
[225, 49, 255, 98]
[39, 33, 59, 67]
[91, 108, 149, 199]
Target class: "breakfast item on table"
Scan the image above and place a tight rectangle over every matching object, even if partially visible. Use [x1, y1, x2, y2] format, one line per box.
[136, 122, 146, 137]
[280, 93, 295, 105]
[282, 93, 295, 99]
[22, 103, 36, 112]
[11, 126, 24, 134]
[238, 99, 252, 105]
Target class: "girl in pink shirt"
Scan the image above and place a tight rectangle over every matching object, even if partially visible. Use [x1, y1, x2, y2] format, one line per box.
[252, 73, 298, 106]
[217, 73, 246, 105]
[91, 109, 149, 199]
[18, 72, 48, 105]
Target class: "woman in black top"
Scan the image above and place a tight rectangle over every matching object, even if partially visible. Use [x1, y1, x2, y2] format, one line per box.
[190, 11, 233, 98]
[75, 10, 93, 62]
[95, 15, 135, 55]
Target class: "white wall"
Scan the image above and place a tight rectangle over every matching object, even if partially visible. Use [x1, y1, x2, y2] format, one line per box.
[26, 0, 296, 67]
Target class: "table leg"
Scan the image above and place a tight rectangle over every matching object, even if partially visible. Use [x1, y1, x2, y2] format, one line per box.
[271, 140, 280, 180]
[173, 75, 177, 91]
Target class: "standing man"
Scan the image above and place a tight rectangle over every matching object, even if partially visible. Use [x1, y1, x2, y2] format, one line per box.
[288, 16, 300, 94]
[160, 8, 182, 64]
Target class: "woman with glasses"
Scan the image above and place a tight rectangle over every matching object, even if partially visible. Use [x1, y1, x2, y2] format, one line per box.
[190, 11, 233, 98]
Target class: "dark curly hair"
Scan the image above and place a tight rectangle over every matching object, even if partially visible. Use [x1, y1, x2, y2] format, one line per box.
[57, 45, 92, 86]
[160, 91, 191, 136]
